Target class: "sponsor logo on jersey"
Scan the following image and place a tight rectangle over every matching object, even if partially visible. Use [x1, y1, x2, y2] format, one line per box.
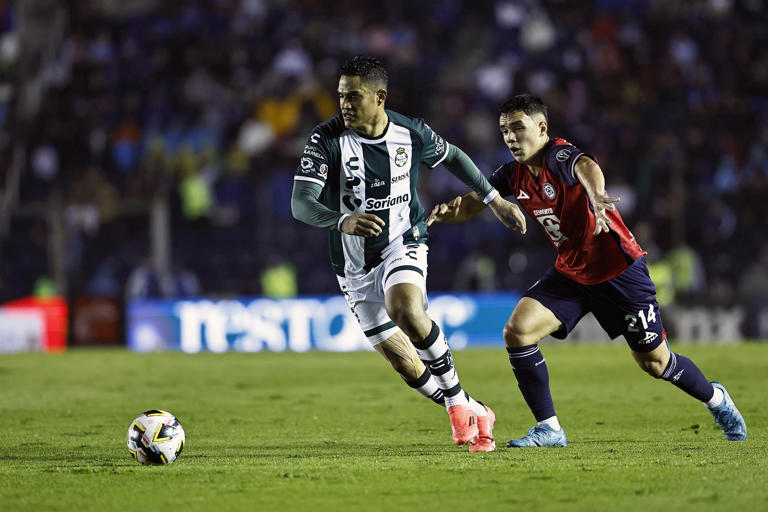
[425, 124, 445, 156]
[543, 182, 557, 199]
[371, 178, 386, 188]
[394, 147, 408, 167]
[517, 189, 530, 200]
[342, 195, 363, 211]
[535, 213, 568, 247]
[638, 331, 658, 344]
[300, 157, 314, 173]
[391, 171, 409, 184]
[345, 176, 362, 189]
[303, 146, 324, 159]
[433, 136, 445, 156]
[345, 156, 360, 171]
[555, 148, 571, 162]
[365, 192, 410, 210]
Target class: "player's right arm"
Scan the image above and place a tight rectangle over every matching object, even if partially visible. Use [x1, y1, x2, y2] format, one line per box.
[291, 181, 384, 236]
[573, 156, 620, 235]
[292, 128, 384, 237]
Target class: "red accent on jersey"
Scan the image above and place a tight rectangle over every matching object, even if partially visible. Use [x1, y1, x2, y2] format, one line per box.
[489, 138, 646, 284]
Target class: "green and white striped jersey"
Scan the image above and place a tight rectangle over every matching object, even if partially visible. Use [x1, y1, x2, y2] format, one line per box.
[294, 110, 450, 278]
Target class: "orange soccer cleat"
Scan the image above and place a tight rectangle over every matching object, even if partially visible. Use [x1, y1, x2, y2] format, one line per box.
[448, 405, 479, 445]
[469, 404, 496, 453]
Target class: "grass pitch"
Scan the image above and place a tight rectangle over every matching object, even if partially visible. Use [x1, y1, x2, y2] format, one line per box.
[1, 344, 766, 512]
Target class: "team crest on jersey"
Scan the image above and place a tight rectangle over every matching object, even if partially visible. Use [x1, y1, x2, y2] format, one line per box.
[543, 182, 557, 199]
[395, 147, 408, 167]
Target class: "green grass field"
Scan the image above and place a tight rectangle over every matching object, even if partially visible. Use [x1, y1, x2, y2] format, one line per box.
[1, 344, 766, 512]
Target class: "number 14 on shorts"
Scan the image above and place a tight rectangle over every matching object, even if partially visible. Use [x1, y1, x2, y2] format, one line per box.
[625, 304, 657, 333]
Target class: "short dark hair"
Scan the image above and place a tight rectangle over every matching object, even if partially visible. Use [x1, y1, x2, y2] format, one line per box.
[340, 55, 388, 90]
[499, 94, 548, 121]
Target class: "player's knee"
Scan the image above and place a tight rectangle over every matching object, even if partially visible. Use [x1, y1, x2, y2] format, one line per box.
[503, 317, 536, 348]
[385, 302, 423, 336]
[637, 358, 666, 378]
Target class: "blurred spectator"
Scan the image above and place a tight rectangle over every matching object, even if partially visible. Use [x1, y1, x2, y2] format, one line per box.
[0, 0, 765, 307]
[260, 259, 297, 299]
[125, 258, 200, 299]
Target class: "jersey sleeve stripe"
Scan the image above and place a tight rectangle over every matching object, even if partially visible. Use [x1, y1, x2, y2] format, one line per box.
[482, 189, 500, 204]
[294, 176, 326, 186]
[429, 141, 451, 168]
[337, 214, 349, 231]
[570, 152, 584, 181]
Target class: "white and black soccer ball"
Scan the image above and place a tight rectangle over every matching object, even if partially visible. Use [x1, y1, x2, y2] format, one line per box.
[126, 410, 185, 465]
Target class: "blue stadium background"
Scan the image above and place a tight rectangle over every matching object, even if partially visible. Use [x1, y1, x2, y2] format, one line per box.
[1, 0, 766, 347]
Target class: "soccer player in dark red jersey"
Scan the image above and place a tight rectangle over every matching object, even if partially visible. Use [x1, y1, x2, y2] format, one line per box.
[427, 94, 747, 446]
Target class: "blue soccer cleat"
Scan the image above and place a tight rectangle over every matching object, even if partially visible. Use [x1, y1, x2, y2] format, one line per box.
[506, 424, 567, 447]
[708, 382, 747, 441]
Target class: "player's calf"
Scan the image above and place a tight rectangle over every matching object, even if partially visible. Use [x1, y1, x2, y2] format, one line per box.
[642, 346, 747, 440]
[374, 330, 424, 380]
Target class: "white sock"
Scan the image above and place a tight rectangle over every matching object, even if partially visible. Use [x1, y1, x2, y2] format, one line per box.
[705, 387, 724, 408]
[414, 322, 468, 409]
[443, 388, 469, 408]
[466, 395, 488, 417]
[538, 416, 561, 431]
[403, 370, 445, 406]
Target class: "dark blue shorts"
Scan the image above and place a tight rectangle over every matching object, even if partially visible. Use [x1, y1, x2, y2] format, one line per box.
[524, 257, 666, 352]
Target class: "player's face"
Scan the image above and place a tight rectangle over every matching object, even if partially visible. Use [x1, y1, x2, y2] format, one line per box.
[338, 75, 384, 132]
[499, 111, 548, 164]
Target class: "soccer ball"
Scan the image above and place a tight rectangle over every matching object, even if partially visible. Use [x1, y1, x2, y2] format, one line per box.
[126, 410, 185, 465]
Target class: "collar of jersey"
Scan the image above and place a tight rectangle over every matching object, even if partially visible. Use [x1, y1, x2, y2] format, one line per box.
[349, 118, 392, 144]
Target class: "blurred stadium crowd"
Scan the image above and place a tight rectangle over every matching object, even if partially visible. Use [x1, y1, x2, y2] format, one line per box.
[1, 0, 767, 310]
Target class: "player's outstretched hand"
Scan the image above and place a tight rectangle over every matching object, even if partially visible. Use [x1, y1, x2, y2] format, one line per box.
[591, 193, 620, 235]
[426, 196, 462, 226]
[488, 196, 527, 234]
[340, 213, 385, 237]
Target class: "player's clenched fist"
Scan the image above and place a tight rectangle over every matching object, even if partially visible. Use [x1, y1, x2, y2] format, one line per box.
[340, 213, 385, 237]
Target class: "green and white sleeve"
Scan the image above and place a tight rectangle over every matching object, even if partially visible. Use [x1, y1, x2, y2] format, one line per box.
[441, 145, 499, 204]
[291, 180, 347, 231]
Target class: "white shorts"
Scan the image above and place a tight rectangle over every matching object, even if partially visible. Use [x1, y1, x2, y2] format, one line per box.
[337, 240, 428, 346]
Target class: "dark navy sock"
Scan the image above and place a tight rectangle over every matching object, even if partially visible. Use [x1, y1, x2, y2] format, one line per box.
[659, 352, 715, 402]
[507, 344, 555, 421]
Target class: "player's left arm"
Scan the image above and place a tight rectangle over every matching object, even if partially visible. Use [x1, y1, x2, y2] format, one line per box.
[441, 146, 526, 233]
[573, 156, 621, 235]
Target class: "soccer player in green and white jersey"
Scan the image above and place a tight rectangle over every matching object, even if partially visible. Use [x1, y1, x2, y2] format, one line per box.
[292, 56, 527, 452]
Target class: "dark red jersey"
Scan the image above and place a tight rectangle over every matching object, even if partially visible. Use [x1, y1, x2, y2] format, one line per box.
[489, 138, 646, 285]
